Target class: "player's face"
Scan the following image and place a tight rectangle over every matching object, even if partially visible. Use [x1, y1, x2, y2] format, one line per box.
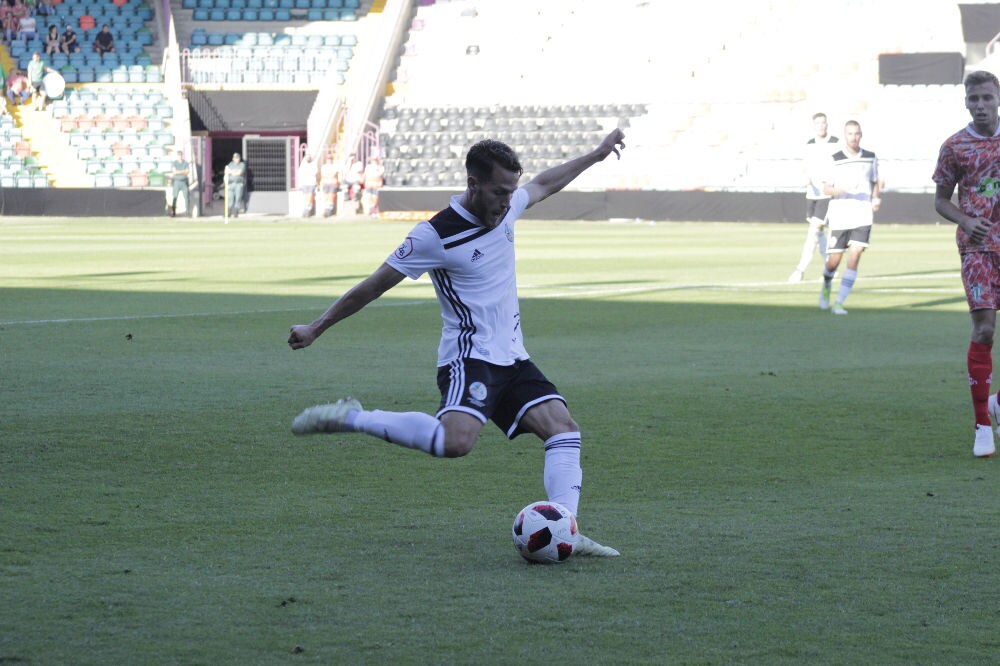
[813, 115, 828, 137]
[965, 82, 1000, 135]
[844, 124, 861, 151]
[467, 164, 520, 228]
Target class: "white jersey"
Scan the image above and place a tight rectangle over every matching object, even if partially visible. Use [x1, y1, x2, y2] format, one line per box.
[386, 189, 531, 367]
[806, 135, 839, 200]
[824, 147, 878, 231]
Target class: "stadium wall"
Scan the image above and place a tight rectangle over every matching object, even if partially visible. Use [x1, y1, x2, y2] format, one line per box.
[0, 189, 942, 223]
[0, 189, 165, 217]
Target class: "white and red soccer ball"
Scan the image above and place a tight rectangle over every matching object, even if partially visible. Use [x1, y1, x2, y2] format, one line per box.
[512, 501, 578, 563]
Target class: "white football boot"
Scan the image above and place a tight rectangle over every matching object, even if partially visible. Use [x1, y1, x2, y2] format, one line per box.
[974, 423, 995, 458]
[292, 397, 363, 435]
[831, 302, 848, 315]
[575, 534, 620, 557]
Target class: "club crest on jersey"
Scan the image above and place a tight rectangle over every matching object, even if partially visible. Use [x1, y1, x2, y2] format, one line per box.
[468, 381, 487, 406]
[394, 237, 414, 259]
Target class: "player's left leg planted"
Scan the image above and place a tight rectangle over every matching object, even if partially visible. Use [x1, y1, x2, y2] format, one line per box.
[543, 432, 582, 515]
[969, 341, 995, 458]
[541, 431, 619, 557]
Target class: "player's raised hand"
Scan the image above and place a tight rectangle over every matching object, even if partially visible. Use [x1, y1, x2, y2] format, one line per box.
[288, 324, 318, 350]
[598, 128, 626, 160]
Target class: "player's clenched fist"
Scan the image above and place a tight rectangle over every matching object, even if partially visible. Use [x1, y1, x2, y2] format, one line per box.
[288, 324, 317, 350]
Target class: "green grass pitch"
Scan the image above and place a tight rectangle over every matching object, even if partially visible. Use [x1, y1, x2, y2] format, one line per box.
[2, 215, 999, 664]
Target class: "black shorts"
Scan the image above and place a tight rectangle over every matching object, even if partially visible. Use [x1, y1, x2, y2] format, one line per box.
[806, 198, 830, 224]
[436, 358, 565, 439]
[827, 226, 871, 253]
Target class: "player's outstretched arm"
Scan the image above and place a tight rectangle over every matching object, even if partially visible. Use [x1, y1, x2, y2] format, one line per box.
[288, 262, 405, 350]
[523, 128, 625, 208]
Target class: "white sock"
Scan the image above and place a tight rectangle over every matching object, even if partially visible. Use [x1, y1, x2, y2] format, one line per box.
[817, 226, 828, 258]
[350, 409, 445, 457]
[836, 268, 857, 304]
[543, 432, 582, 517]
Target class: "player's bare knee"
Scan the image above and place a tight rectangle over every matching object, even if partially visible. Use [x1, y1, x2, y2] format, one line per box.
[442, 431, 475, 458]
[973, 326, 995, 345]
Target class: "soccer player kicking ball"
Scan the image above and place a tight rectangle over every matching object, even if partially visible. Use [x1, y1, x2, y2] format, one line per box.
[933, 70, 1000, 458]
[288, 129, 627, 555]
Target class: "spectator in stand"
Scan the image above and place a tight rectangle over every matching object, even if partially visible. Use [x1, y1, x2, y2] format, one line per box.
[93, 24, 113, 55]
[5, 0, 28, 42]
[61, 24, 78, 54]
[319, 153, 339, 217]
[6, 70, 30, 106]
[0, 4, 11, 43]
[362, 156, 385, 216]
[35, 0, 52, 17]
[16, 9, 35, 42]
[44, 24, 59, 54]
[26, 51, 54, 110]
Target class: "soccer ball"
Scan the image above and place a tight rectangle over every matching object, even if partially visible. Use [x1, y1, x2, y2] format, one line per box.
[512, 501, 578, 563]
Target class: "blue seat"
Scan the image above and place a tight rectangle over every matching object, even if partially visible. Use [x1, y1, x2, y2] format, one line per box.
[258, 8, 274, 19]
[306, 8, 321, 19]
[209, 8, 224, 20]
[225, 8, 241, 20]
[242, 9, 258, 19]
[193, 7, 209, 19]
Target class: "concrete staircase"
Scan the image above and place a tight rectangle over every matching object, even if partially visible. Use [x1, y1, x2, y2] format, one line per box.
[10, 104, 92, 187]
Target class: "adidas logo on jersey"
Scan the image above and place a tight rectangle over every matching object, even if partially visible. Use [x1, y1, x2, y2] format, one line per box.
[471, 249, 485, 262]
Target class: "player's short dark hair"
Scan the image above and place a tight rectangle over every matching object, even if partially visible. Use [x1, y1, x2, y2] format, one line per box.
[965, 70, 1000, 91]
[465, 139, 522, 182]
[812, 112, 827, 121]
